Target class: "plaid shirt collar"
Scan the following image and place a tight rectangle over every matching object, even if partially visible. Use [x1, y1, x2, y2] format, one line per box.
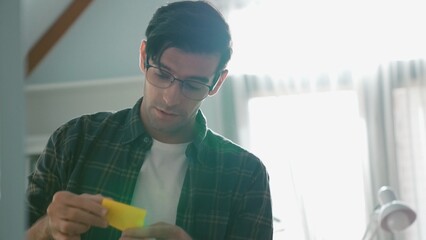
[121, 98, 209, 163]
[120, 98, 150, 144]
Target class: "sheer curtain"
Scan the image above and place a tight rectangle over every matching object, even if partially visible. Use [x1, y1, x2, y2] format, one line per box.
[218, 59, 426, 240]
[236, 73, 368, 240]
[359, 59, 426, 240]
[215, 0, 426, 239]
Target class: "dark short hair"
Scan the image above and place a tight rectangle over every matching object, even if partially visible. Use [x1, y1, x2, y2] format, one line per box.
[145, 1, 232, 71]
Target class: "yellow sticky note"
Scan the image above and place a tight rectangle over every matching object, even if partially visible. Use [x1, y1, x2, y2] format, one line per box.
[102, 198, 147, 231]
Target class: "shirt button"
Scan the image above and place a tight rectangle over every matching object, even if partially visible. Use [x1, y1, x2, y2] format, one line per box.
[143, 137, 151, 143]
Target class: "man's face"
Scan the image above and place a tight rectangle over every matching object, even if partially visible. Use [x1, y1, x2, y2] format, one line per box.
[140, 45, 224, 143]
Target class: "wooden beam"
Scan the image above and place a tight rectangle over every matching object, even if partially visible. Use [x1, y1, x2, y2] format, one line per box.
[26, 0, 93, 77]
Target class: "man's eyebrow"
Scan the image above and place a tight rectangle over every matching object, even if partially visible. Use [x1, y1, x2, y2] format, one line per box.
[158, 62, 211, 83]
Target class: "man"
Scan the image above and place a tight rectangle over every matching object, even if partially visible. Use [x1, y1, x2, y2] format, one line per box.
[26, 1, 273, 239]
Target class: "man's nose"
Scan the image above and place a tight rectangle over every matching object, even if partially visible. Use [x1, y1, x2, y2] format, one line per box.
[162, 80, 182, 105]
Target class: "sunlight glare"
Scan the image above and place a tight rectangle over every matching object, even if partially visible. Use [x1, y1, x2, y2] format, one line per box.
[227, 0, 426, 76]
[248, 91, 368, 240]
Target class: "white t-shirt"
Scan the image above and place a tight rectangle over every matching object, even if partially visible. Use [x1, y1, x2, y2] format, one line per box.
[131, 139, 189, 226]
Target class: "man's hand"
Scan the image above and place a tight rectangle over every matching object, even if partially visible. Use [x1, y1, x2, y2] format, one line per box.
[28, 191, 108, 240]
[120, 222, 192, 240]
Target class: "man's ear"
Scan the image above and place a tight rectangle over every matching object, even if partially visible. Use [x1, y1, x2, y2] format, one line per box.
[209, 69, 228, 96]
[139, 40, 147, 72]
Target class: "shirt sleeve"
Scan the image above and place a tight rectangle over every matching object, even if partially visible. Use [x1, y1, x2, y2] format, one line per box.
[27, 137, 59, 226]
[26, 120, 79, 227]
[226, 159, 274, 239]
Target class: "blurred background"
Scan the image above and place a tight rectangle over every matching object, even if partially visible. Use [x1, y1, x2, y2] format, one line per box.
[1, 0, 425, 239]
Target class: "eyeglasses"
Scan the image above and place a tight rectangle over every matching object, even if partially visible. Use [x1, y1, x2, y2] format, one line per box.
[144, 61, 219, 101]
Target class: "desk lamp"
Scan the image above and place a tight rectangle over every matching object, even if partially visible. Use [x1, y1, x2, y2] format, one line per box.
[362, 186, 416, 240]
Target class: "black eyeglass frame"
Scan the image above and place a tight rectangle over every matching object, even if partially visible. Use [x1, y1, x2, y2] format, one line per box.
[144, 57, 222, 92]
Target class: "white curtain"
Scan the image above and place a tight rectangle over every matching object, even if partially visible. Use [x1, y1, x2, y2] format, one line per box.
[216, 59, 426, 240]
[214, 0, 426, 238]
[359, 59, 426, 240]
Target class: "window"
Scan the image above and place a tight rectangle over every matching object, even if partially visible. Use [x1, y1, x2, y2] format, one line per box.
[248, 91, 369, 239]
[393, 86, 426, 239]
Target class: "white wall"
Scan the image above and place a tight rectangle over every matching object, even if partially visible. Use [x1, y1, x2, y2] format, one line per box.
[23, 0, 168, 84]
[25, 76, 141, 154]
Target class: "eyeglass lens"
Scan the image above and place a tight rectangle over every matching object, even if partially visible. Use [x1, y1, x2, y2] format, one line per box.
[147, 66, 210, 100]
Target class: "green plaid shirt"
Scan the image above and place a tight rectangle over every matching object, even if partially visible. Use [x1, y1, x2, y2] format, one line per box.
[27, 98, 273, 239]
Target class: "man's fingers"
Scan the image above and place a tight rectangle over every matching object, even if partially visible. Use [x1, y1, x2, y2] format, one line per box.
[60, 205, 108, 228]
[54, 218, 90, 236]
[47, 191, 109, 238]
[54, 192, 107, 218]
[81, 193, 105, 203]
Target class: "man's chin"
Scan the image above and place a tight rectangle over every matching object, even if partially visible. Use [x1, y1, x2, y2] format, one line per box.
[151, 121, 180, 134]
